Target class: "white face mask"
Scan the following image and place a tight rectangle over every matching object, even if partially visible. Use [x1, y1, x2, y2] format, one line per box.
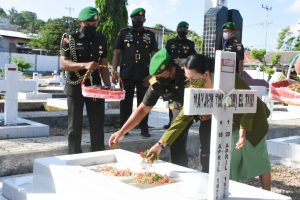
[223, 32, 232, 40]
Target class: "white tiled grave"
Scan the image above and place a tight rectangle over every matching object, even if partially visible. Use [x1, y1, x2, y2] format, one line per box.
[267, 136, 300, 168]
[0, 113, 49, 139]
[2, 149, 291, 200]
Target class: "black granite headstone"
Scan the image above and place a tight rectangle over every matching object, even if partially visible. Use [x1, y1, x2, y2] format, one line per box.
[203, 6, 243, 72]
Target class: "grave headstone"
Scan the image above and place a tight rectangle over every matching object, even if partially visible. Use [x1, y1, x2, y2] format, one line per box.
[183, 50, 257, 199]
[0, 64, 49, 138]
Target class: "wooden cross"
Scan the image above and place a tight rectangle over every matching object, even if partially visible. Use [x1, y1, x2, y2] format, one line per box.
[183, 50, 257, 199]
[0, 64, 36, 125]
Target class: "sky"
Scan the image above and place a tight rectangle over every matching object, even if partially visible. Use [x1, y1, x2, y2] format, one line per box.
[1, 0, 300, 51]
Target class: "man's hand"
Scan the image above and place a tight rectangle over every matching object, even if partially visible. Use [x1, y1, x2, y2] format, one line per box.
[236, 128, 246, 149]
[143, 76, 150, 87]
[108, 130, 125, 148]
[146, 143, 162, 163]
[85, 61, 99, 71]
[112, 72, 119, 85]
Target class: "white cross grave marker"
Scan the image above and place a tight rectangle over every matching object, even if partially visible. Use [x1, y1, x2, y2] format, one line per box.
[0, 64, 36, 125]
[183, 50, 257, 200]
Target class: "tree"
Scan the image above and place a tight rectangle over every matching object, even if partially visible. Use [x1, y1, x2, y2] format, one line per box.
[270, 53, 281, 66]
[277, 27, 300, 51]
[29, 17, 78, 53]
[0, 7, 7, 17]
[251, 49, 274, 81]
[188, 30, 203, 53]
[96, 0, 128, 63]
[251, 49, 266, 64]
[11, 56, 32, 72]
[8, 7, 18, 24]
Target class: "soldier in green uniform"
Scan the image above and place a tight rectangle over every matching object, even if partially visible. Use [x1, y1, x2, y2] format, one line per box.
[163, 21, 197, 129]
[222, 22, 244, 75]
[109, 48, 192, 167]
[112, 8, 158, 137]
[60, 6, 111, 154]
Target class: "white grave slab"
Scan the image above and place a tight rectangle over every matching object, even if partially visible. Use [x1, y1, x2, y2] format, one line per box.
[267, 136, 300, 168]
[0, 64, 49, 138]
[1, 149, 291, 200]
[18, 72, 52, 100]
[184, 51, 258, 199]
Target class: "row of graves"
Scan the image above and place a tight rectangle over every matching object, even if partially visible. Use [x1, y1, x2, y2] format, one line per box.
[0, 51, 292, 199]
[0, 2, 298, 199]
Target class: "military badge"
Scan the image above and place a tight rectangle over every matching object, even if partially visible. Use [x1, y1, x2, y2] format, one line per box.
[99, 45, 102, 49]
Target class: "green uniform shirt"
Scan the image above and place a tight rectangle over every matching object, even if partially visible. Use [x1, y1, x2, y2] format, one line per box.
[161, 75, 269, 147]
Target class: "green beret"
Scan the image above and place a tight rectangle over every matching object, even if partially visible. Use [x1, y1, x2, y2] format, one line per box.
[222, 22, 236, 30]
[130, 8, 145, 17]
[78, 6, 99, 22]
[149, 48, 171, 76]
[177, 21, 189, 29]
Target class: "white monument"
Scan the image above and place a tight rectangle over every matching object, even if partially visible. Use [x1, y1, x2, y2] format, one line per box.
[205, 0, 227, 13]
[1, 149, 291, 200]
[0, 64, 49, 139]
[184, 51, 258, 199]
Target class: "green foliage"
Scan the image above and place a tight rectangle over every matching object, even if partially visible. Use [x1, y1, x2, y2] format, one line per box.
[96, 0, 128, 63]
[188, 30, 203, 53]
[11, 57, 32, 72]
[6, 8, 45, 33]
[0, 7, 7, 17]
[251, 49, 266, 64]
[277, 27, 300, 51]
[29, 17, 79, 53]
[261, 65, 275, 75]
[270, 53, 281, 66]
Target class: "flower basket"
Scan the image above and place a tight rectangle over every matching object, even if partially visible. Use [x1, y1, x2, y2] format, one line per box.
[269, 79, 300, 106]
[81, 70, 125, 100]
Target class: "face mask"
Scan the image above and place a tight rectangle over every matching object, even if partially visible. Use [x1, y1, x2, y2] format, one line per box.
[178, 31, 187, 39]
[223, 32, 232, 41]
[132, 18, 144, 28]
[185, 78, 206, 88]
[82, 26, 97, 38]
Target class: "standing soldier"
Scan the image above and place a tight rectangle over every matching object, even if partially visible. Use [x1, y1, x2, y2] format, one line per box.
[222, 22, 245, 75]
[60, 6, 111, 154]
[163, 21, 197, 129]
[112, 7, 158, 137]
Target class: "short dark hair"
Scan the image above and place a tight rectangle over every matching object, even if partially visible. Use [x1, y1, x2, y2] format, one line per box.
[185, 54, 213, 74]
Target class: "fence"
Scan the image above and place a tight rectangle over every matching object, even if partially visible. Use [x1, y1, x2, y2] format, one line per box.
[0, 52, 60, 72]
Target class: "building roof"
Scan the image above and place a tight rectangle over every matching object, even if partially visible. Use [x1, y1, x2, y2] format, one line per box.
[0, 29, 30, 39]
[244, 51, 300, 66]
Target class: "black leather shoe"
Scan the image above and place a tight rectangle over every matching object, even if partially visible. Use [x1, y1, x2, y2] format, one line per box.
[141, 131, 151, 137]
[163, 124, 170, 129]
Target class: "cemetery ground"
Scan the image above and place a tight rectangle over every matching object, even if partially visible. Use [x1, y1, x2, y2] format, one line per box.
[48, 126, 300, 200]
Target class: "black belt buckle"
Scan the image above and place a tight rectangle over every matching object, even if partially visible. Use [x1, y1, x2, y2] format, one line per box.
[135, 53, 141, 60]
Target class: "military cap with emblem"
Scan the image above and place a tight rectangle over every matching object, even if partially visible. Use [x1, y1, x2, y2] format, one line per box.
[222, 22, 236, 30]
[177, 21, 189, 30]
[130, 7, 146, 17]
[78, 6, 99, 22]
[149, 48, 171, 76]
